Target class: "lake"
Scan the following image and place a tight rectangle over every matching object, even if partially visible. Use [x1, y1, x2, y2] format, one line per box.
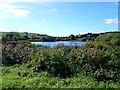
[31, 41, 85, 47]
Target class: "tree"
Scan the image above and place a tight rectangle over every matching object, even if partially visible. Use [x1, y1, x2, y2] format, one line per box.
[6, 32, 20, 41]
[69, 34, 75, 40]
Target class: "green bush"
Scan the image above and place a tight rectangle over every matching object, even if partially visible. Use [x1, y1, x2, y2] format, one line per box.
[30, 48, 76, 78]
[95, 33, 120, 46]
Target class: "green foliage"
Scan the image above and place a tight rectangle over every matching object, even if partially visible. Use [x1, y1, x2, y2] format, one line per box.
[2, 66, 120, 88]
[95, 32, 120, 46]
[5, 32, 21, 41]
[30, 47, 76, 78]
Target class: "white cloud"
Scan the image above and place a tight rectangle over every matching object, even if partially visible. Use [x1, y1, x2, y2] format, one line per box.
[0, 3, 31, 18]
[43, 18, 47, 22]
[49, 8, 57, 12]
[51, 8, 57, 12]
[0, 3, 16, 9]
[9, 9, 31, 16]
[105, 18, 118, 24]
[115, 2, 120, 5]
[115, 3, 118, 5]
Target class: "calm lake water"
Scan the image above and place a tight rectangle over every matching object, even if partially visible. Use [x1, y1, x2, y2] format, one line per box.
[31, 41, 85, 47]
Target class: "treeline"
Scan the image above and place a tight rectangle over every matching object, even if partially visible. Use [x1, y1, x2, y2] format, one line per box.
[2, 31, 120, 42]
[1, 32, 101, 42]
[1, 31, 120, 42]
[1, 32, 48, 41]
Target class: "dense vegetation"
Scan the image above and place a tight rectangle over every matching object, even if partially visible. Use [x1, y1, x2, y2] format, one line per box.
[1, 32, 120, 88]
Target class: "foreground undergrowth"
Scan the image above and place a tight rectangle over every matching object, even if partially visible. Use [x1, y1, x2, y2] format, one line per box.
[1, 65, 120, 88]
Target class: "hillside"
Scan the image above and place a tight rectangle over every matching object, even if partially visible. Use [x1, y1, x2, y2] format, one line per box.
[1, 32, 48, 41]
[2, 31, 119, 42]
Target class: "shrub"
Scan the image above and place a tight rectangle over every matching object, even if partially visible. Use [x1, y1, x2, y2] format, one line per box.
[30, 48, 76, 78]
[2, 42, 32, 66]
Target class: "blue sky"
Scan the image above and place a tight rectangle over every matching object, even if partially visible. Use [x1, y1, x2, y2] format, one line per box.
[0, 1, 118, 36]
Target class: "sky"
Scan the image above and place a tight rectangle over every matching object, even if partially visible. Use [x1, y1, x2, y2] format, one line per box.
[0, 0, 119, 36]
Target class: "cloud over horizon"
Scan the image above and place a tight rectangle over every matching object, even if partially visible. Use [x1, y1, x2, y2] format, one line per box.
[105, 18, 118, 24]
